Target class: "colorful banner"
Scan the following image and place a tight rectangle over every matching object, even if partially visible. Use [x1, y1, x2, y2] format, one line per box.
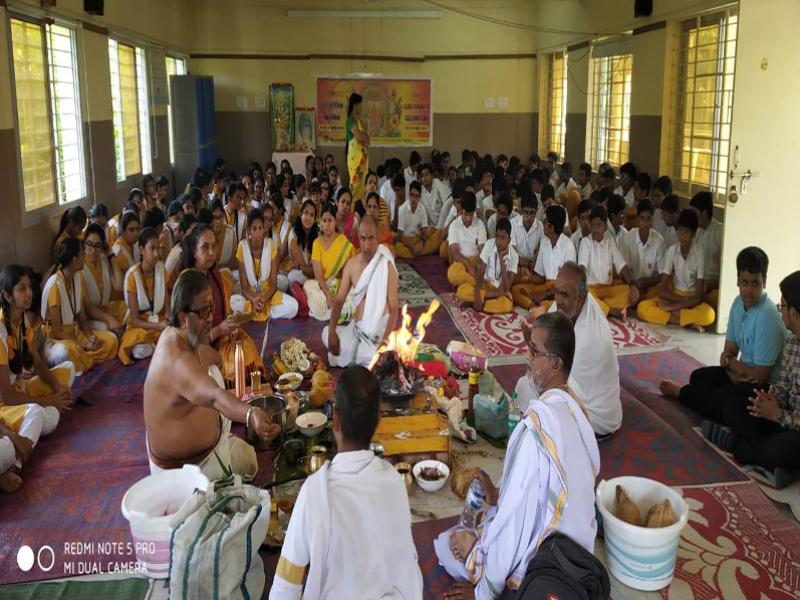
[316, 76, 432, 147]
[269, 83, 294, 151]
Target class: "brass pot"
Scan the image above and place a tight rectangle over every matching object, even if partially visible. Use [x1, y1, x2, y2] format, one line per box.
[307, 445, 328, 474]
[395, 462, 413, 492]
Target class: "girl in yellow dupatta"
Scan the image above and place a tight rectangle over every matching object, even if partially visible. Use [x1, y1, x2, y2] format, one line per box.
[41, 238, 118, 375]
[53, 206, 87, 264]
[118, 227, 170, 365]
[234, 209, 298, 322]
[184, 225, 264, 381]
[346, 93, 370, 210]
[111, 212, 142, 283]
[81, 223, 127, 335]
[303, 203, 355, 321]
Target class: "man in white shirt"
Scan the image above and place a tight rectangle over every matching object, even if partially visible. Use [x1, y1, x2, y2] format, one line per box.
[486, 193, 521, 238]
[651, 175, 673, 236]
[579, 205, 639, 319]
[637, 209, 716, 331]
[660, 193, 680, 249]
[576, 162, 594, 200]
[439, 311, 600, 598]
[379, 160, 401, 223]
[456, 218, 517, 314]
[689, 190, 723, 307]
[404, 150, 421, 198]
[555, 161, 578, 199]
[475, 171, 493, 216]
[618, 199, 665, 302]
[607, 194, 628, 242]
[270, 366, 423, 600]
[395, 181, 441, 257]
[570, 199, 593, 252]
[515, 262, 623, 437]
[613, 162, 637, 207]
[420, 163, 448, 227]
[512, 204, 576, 313]
[511, 193, 543, 277]
[447, 191, 488, 288]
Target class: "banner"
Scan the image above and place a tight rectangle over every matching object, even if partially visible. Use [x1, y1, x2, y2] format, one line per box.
[316, 76, 432, 147]
[295, 107, 316, 150]
[269, 83, 294, 151]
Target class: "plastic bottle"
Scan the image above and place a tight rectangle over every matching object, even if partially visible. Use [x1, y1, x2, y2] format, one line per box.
[508, 391, 522, 436]
[468, 356, 481, 414]
[459, 478, 486, 531]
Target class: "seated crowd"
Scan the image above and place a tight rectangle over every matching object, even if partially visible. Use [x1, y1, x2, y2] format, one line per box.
[1, 148, 799, 600]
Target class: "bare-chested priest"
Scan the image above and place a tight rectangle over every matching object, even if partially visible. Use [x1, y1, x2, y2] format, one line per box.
[323, 215, 399, 368]
[144, 268, 280, 479]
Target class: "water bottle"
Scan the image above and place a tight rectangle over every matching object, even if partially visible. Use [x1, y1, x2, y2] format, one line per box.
[459, 478, 486, 531]
[508, 392, 522, 436]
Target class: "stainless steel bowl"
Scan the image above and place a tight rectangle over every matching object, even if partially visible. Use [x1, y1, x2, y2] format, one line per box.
[247, 394, 287, 451]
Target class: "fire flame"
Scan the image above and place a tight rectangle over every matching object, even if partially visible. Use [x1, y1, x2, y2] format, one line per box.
[369, 299, 441, 368]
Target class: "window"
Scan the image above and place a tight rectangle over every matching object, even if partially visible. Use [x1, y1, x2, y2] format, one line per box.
[538, 52, 567, 160]
[108, 39, 151, 181]
[165, 55, 187, 164]
[673, 9, 737, 198]
[588, 53, 633, 167]
[10, 18, 85, 211]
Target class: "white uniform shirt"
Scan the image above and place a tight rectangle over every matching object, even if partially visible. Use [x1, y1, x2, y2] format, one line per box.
[421, 179, 448, 226]
[448, 218, 487, 258]
[607, 221, 628, 243]
[511, 218, 544, 262]
[652, 208, 667, 235]
[397, 201, 429, 236]
[379, 179, 396, 221]
[662, 224, 678, 249]
[695, 218, 723, 281]
[619, 228, 665, 280]
[534, 233, 577, 281]
[662, 241, 706, 293]
[480, 238, 518, 288]
[480, 193, 495, 218]
[613, 185, 636, 207]
[437, 196, 455, 230]
[578, 236, 627, 286]
[555, 178, 578, 198]
[486, 212, 521, 239]
[579, 182, 594, 200]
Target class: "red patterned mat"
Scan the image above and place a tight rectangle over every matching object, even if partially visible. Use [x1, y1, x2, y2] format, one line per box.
[440, 293, 669, 360]
[652, 482, 800, 599]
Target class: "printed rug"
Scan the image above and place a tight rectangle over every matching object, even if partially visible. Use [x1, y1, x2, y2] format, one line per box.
[397, 261, 439, 308]
[441, 293, 668, 363]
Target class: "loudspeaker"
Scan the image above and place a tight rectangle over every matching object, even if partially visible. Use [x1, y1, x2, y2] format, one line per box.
[84, 0, 104, 16]
[635, 0, 653, 17]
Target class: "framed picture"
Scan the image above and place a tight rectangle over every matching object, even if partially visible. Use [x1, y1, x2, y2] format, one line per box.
[295, 107, 316, 151]
[269, 83, 294, 151]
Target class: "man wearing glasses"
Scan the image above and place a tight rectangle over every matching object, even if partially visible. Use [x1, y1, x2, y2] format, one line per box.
[144, 269, 280, 480]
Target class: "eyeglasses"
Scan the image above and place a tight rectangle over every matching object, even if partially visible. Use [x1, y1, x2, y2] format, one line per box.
[186, 301, 214, 320]
[527, 343, 559, 360]
[84, 241, 104, 250]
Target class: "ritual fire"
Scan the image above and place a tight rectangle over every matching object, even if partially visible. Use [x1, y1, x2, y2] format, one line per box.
[370, 300, 441, 397]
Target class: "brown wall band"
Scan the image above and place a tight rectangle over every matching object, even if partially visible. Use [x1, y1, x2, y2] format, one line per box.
[190, 52, 536, 62]
[80, 20, 109, 36]
[633, 21, 667, 36]
[567, 41, 590, 52]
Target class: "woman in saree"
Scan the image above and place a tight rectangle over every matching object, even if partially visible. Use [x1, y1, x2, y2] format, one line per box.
[111, 212, 142, 276]
[81, 223, 126, 335]
[182, 225, 264, 381]
[346, 92, 370, 210]
[41, 238, 118, 374]
[365, 192, 395, 255]
[365, 171, 390, 224]
[335, 188, 360, 247]
[303, 203, 355, 321]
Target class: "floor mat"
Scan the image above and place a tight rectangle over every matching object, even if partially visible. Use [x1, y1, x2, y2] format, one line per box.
[441, 293, 669, 363]
[397, 261, 439, 308]
[0, 577, 150, 599]
[401, 256, 452, 295]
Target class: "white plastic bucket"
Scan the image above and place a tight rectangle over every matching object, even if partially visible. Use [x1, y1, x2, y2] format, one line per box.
[121, 464, 209, 578]
[596, 476, 689, 591]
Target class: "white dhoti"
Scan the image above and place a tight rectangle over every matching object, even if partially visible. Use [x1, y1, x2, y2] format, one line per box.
[0, 437, 16, 474]
[287, 269, 307, 287]
[304, 279, 332, 321]
[323, 314, 390, 368]
[277, 273, 289, 293]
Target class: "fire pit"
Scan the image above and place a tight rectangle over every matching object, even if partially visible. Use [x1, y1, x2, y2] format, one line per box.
[369, 300, 441, 406]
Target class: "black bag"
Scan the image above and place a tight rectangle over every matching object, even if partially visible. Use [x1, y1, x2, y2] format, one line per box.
[515, 532, 610, 600]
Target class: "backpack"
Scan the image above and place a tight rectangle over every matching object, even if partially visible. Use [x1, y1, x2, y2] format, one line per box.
[515, 532, 610, 600]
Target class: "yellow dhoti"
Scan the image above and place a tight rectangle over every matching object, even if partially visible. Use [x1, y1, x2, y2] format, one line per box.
[588, 284, 632, 316]
[394, 232, 443, 258]
[447, 256, 481, 287]
[118, 327, 162, 366]
[636, 288, 716, 328]
[456, 282, 514, 314]
[511, 281, 554, 310]
[11, 363, 75, 399]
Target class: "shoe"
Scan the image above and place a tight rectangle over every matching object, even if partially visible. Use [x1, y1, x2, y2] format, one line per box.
[773, 467, 800, 489]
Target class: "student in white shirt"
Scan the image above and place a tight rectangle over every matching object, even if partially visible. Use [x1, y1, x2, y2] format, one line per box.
[624, 171, 652, 230]
[613, 162, 637, 207]
[486, 193, 520, 238]
[404, 151, 421, 189]
[379, 159, 401, 224]
[419, 163, 448, 227]
[576, 162, 594, 200]
[447, 192, 487, 288]
[387, 173, 405, 231]
[689, 191, 723, 307]
[511, 193, 543, 277]
[437, 180, 466, 259]
[512, 205, 576, 313]
[637, 209, 716, 331]
[270, 366, 423, 600]
[659, 194, 680, 248]
[394, 181, 440, 257]
[618, 199, 665, 301]
[570, 199, 593, 253]
[456, 218, 517, 314]
[475, 171, 493, 216]
[607, 194, 628, 242]
[578, 205, 639, 318]
[651, 175, 673, 236]
[555, 162, 578, 199]
[529, 168, 546, 220]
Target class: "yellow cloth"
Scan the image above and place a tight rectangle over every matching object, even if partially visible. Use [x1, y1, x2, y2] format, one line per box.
[118, 266, 166, 365]
[311, 234, 354, 280]
[456, 282, 514, 314]
[511, 281, 554, 310]
[215, 226, 236, 266]
[44, 276, 118, 373]
[0, 404, 29, 432]
[446, 257, 481, 287]
[347, 118, 369, 206]
[112, 237, 137, 275]
[588, 284, 632, 317]
[636, 287, 716, 328]
[235, 240, 284, 322]
[214, 270, 264, 381]
[395, 231, 444, 258]
[83, 259, 127, 322]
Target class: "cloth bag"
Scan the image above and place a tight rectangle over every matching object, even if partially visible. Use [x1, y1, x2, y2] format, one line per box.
[515, 532, 610, 600]
[474, 393, 509, 440]
[168, 474, 271, 600]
